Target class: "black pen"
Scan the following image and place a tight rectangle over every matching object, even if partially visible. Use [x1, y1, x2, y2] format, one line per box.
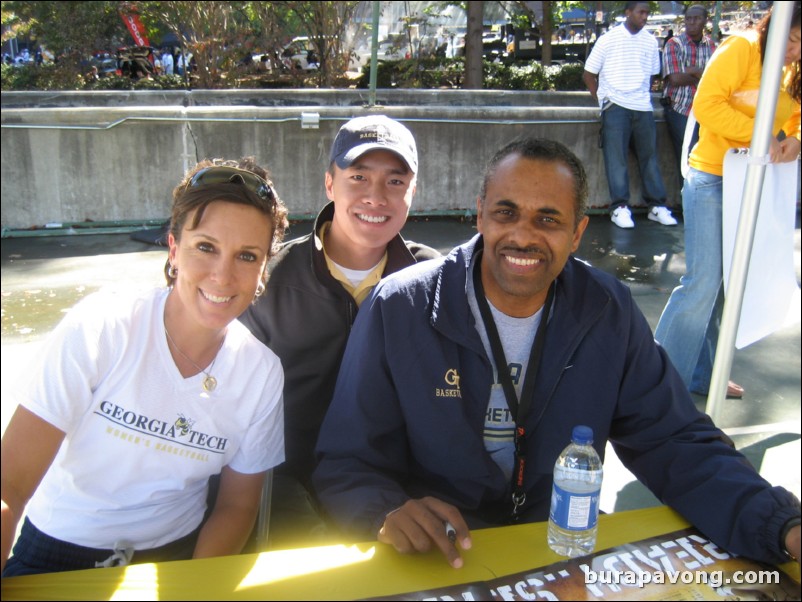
[444, 521, 457, 544]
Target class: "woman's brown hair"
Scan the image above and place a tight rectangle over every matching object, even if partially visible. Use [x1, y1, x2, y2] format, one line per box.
[164, 157, 289, 288]
[757, 1, 801, 103]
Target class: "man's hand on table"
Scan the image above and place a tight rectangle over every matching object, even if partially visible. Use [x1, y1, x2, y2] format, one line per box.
[378, 497, 472, 568]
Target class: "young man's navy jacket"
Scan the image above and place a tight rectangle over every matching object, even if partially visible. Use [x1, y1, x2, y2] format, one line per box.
[313, 235, 800, 565]
[240, 202, 439, 485]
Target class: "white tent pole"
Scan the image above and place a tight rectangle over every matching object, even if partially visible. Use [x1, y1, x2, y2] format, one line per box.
[706, 2, 795, 423]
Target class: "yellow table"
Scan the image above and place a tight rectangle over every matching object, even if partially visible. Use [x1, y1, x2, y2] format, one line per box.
[1, 506, 798, 601]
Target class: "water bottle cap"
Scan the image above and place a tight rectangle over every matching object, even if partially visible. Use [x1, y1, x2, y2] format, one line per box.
[571, 425, 593, 444]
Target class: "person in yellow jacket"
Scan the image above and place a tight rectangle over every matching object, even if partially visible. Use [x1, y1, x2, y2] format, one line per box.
[655, 2, 801, 399]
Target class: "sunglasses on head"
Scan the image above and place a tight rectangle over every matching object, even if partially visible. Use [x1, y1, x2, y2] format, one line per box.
[188, 166, 275, 201]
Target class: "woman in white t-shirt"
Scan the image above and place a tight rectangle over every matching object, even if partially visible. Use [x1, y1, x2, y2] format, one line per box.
[1, 157, 289, 576]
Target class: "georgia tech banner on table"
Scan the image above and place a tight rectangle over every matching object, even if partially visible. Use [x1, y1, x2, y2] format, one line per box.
[367, 528, 800, 600]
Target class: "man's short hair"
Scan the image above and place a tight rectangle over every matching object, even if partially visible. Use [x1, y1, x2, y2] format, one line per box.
[624, 1, 649, 12]
[685, 5, 709, 21]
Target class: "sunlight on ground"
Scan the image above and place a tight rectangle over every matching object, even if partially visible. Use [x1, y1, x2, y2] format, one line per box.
[601, 427, 802, 515]
[759, 439, 802, 499]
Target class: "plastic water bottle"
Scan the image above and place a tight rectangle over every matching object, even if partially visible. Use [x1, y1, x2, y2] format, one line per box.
[547, 425, 603, 557]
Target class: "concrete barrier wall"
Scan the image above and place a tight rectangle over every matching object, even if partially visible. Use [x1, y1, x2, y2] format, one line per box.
[1, 90, 681, 231]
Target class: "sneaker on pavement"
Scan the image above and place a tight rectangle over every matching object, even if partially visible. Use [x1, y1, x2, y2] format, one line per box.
[611, 206, 635, 229]
[648, 206, 678, 226]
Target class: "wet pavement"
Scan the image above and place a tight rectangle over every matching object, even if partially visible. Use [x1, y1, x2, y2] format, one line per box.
[1, 212, 800, 514]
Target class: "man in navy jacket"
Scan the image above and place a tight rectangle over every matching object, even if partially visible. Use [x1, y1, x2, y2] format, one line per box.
[313, 138, 801, 569]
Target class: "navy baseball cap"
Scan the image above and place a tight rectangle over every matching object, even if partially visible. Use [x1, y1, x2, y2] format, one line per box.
[329, 115, 418, 174]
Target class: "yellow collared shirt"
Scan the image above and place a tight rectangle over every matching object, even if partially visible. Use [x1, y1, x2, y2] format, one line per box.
[320, 221, 388, 306]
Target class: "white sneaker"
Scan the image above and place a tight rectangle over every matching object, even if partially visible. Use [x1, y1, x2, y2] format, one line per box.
[611, 206, 635, 229]
[648, 206, 678, 226]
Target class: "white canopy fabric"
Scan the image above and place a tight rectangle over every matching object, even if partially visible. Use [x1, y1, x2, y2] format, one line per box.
[722, 150, 800, 350]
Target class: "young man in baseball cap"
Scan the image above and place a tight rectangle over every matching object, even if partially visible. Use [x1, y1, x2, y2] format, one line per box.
[240, 115, 439, 548]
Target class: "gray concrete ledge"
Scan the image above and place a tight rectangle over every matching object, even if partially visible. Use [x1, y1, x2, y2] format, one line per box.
[2, 89, 599, 109]
[1, 90, 679, 231]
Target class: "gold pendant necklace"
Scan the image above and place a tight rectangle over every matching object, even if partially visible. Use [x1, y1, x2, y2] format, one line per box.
[164, 326, 225, 393]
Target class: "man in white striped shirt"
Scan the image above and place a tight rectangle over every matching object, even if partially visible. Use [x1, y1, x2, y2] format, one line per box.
[583, 1, 678, 229]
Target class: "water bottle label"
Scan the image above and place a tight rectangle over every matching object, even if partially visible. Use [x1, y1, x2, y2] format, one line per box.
[549, 483, 600, 530]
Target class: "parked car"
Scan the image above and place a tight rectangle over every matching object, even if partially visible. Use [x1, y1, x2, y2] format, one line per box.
[356, 39, 409, 64]
[280, 37, 320, 71]
[249, 51, 278, 72]
[482, 33, 509, 62]
[277, 36, 363, 72]
[94, 56, 118, 77]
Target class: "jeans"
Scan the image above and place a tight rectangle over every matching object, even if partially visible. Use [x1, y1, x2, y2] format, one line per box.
[2, 517, 197, 577]
[664, 105, 700, 178]
[664, 106, 687, 167]
[602, 103, 668, 210]
[654, 168, 723, 393]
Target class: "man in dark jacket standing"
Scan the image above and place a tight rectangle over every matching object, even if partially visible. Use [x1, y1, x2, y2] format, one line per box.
[312, 137, 801, 570]
[240, 115, 439, 547]
[661, 5, 716, 176]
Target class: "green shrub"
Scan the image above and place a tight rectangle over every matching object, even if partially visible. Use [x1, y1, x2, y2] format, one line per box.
[484, 62, 551, 91]
[83, 73, 188, 91]
[2, 63, 83, 91]
[2, 59, 587, 92]
[416, 58, 464, 88]
[356, 57, 463, 89]
[548, 63, 586, 91]
[84, 75, 133, 90]
[355, 58, 583, 91]
[133, 76, 173, 90]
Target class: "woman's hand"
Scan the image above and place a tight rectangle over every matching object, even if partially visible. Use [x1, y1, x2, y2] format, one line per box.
[770, 136, 801, 163]
[777, 136, 801, 163]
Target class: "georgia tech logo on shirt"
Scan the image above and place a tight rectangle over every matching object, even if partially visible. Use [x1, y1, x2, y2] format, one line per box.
[95, 401, 229, 453]
[436, 368, 462, 398]
[175, 413, 195, 436]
